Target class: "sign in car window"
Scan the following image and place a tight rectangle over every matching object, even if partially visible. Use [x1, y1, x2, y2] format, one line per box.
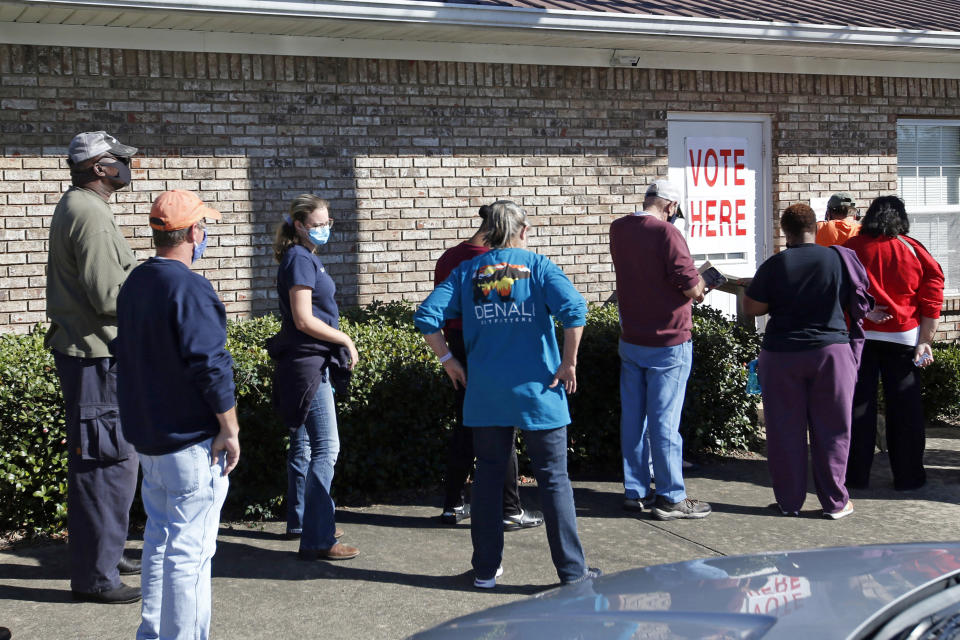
[683, 137, 755, 256]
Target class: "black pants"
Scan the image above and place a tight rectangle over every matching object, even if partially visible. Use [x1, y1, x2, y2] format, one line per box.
[53, 352, 139, 592]
[442, 330, 521, 516]
[847, 340, 926, 490]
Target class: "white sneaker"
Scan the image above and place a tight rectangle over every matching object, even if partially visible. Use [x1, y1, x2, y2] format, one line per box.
[824, 500, 854, 520]
[473, 565, 504, 589]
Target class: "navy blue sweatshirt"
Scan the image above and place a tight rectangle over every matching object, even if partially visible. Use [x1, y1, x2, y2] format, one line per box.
[115, 257, 236, 455]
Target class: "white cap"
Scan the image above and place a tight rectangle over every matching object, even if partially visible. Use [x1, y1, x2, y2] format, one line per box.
[645, 179, 682, 204]
[67, 131, 138, 163]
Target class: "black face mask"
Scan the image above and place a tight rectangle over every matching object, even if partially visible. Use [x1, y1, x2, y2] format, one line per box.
[667, 210, 684, 225]
[70, 156, 132, 188]
[98, 157, 132, 188]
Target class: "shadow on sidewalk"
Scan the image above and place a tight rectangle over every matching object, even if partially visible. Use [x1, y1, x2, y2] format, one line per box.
[211, 540, 544, 596]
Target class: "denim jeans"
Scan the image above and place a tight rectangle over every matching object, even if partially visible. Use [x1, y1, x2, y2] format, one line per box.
[137, 437, 229, 640]
[471, 426, 586, 584]
[288, 379, 341, 550]
[619, 339, 691, 503]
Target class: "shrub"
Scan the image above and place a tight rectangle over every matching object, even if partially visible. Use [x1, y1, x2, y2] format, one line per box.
[0, 327, 68, 534]
[566, 303, 763, 473]
[921, 342, 960, 420]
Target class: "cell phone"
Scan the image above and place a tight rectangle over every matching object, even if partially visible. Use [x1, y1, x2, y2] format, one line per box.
[914, 353, 932, 367]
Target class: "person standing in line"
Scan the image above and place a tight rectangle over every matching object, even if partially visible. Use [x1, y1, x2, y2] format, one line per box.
[844, 195, 944, 491]
[743, 203, 873, 519]
[816, 192, 861, 247]
[115, 189, 240, 639]
[415, 200, 599, 589]
[610, 179, 712, 521]
[46, 131, 142, 604]
[434, 205, 544, 532]
[267, 194, 359, 561]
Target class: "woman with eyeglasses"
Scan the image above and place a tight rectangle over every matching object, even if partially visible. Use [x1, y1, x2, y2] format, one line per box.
[414, 200, 600, 589]
[266, 194, 359, 561]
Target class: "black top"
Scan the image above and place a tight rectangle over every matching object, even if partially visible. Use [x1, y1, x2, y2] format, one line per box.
[747, 244, 850, 352]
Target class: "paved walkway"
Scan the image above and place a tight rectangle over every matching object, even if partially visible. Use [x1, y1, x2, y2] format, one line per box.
[2, 427, 958, 639]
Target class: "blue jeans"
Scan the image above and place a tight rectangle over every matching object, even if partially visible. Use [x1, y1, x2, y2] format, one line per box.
[288, 379, 340, 550]
[471, 426, 586, 583]
[619, 340, 691, 503]
[137, 438, 229, 640]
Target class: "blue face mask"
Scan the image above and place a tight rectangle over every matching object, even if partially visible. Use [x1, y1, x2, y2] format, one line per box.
[192, 229, 208, 264]
[308, 226, 330, 246]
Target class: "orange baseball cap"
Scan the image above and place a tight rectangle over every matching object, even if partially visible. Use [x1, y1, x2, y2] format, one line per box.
[149, 190, 222, 231]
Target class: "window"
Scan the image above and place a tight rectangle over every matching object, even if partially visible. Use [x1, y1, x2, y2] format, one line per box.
[897, 120, 960, 294]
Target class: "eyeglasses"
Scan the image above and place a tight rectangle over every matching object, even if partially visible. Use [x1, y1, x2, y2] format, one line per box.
[307, 219, 334, 229]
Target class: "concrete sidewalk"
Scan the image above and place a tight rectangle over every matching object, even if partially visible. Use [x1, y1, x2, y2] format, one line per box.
[2, 426, 958, 639]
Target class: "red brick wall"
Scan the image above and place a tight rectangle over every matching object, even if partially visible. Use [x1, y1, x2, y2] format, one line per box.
[0, 45, 956, 339]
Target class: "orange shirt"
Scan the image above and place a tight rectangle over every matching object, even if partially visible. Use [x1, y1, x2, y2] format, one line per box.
[815, 219, 861, 247]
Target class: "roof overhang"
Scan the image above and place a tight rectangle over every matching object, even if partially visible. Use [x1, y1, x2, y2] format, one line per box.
[3, 0, 960, 78]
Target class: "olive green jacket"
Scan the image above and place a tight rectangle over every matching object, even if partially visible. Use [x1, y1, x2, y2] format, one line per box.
[45, 187, 136, 358]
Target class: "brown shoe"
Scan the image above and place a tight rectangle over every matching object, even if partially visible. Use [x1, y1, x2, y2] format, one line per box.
[298, 542, 359, 561]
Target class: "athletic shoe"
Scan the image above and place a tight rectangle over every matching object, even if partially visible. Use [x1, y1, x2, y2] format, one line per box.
[503, 508, 544, 531]
[473, 565, 504, 589]
[440, 504, 470, 525]
[823, 500, 854, 520]
[563, 567, 603, 585]
[652, 496, 712, 520]
[623, 492, 656, 512]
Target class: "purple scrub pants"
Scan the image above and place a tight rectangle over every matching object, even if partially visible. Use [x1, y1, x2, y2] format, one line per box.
[758, 343, 858, 514]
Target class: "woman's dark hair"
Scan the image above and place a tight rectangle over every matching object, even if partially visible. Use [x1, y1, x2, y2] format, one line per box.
[861, 195, 909, 238]
[780, 203, 817, 238]
[272, 194, 329, 263]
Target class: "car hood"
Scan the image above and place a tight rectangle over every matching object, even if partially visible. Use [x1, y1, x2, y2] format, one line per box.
[411, 542, 960, 640]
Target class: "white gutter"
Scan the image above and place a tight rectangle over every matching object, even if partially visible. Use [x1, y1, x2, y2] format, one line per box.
[19, 0, 960, 51]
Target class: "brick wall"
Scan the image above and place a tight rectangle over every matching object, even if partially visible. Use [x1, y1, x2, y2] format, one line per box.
[0, 45, 957, 339]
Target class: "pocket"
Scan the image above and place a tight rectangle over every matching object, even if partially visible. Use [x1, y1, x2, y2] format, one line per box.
[78, 404, 135, 462]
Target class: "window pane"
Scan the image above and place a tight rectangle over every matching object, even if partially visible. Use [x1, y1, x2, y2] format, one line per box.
[942, 127, 960, 166]
[899, 166, 920, 206]
[917, 127, 942, 166]
[944, 166, 960, 207]
[917, 166, 943, 206]
[908, 211, 959, 293]
[897, 125, 917, 166]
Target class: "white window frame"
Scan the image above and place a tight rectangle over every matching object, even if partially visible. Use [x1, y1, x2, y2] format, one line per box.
[897, 118, 960, 295]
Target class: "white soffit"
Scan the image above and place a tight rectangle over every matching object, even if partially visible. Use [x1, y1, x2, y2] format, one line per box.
[2, 0, 960, 78]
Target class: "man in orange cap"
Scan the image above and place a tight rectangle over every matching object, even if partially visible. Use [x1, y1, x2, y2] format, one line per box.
[816, 193, 861, 247]
[115, 189, 240, 639]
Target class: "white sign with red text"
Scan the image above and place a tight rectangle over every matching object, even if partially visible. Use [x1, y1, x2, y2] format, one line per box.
[683, 137, 755, 255]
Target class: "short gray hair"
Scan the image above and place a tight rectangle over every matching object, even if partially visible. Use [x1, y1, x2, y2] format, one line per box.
[153, 219, 204, 248]
[483, 200, 528, 249]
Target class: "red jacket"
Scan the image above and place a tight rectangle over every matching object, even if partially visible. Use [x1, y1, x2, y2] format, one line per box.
[843, 234, 944, 333]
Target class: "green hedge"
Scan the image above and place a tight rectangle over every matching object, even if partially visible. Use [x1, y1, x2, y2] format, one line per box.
[4, 304, 958, 535]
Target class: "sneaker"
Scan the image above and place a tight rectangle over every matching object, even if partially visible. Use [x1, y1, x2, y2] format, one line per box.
[652, 496, 712, 520]
[503, 508, 544, 531]
[562, 567, 603, 585]
[623, 492, 656, 512]
[473, 565, 504, 589]
[769, 503, 799, 517]
[440, 504, 470, 525]
[823, 500, 854, 520]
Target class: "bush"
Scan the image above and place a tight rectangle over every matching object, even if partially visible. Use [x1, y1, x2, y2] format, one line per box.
[0, 327, 68, 535]
[11, 301, 956, 535]
[566, 303, 763, 473]
[921, 342, 960, 420]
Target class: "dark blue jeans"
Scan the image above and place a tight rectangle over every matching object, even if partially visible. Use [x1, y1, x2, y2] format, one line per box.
[471, 426, 586, 583]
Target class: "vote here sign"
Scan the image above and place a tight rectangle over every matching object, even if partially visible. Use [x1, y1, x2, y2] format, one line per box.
[683, 137, 755, 255]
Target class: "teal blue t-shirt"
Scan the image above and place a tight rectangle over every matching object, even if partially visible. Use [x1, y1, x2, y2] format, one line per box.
[414, 248, 587, 430]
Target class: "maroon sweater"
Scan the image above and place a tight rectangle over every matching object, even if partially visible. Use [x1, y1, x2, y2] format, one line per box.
[610, 214, 701, 347]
